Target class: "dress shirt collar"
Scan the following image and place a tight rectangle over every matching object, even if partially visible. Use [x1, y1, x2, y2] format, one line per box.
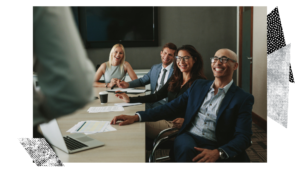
[162, 62, 173, 72]
[210, 79, 233, 94]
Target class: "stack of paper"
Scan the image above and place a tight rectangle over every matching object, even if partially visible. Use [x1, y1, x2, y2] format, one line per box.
[67, 121, 116, 135]
[87, 106, 124, 113]
[107, 88, 146, 94]
[107, 88, 134, 92]
[114, 103, 142, 107]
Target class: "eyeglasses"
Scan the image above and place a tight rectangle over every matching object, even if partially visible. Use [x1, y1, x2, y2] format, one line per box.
[175, 56, 191, 62]
[210, 56, 237, 63]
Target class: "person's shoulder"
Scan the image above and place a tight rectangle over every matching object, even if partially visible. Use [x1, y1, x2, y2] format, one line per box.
[152, 63, 162, 68]
[123, 61, 129, 67]
[234, 85, 254, 99]
[100, 62, 107, 68]
[124, 61, 130, 65]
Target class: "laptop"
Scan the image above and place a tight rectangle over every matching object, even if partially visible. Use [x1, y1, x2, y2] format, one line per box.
[40, 119, 104, 154]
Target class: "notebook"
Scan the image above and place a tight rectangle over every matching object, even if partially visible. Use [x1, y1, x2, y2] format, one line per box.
[40, 119, 104, 154]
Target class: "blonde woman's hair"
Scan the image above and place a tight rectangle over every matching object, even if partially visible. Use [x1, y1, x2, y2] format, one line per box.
[107, 44, 125, 73]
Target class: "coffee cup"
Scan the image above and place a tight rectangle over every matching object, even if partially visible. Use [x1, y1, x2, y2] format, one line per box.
[99, 91, 108, 104]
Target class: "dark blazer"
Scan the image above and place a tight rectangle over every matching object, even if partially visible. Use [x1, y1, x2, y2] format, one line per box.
[138, 79, 254, 161]
[128, 63, 173, 94]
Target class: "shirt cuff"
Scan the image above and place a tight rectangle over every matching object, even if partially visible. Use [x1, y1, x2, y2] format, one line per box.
[219, 148, 229, 159]
[135, 113, 142, 122]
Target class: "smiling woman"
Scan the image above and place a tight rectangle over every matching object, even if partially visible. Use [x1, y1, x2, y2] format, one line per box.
[114, 45, 207, 139]
[94, 44, 138, 88]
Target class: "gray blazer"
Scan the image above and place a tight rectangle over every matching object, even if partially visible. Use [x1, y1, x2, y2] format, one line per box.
[128, 63, 174, 94]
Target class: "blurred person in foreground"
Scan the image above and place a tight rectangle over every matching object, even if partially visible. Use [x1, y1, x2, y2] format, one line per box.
[33, 7, 94, 138]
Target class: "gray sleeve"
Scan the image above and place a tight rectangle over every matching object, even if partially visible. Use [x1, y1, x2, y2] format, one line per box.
[33, 7, 94, 121]
[128, 66, 152, 88]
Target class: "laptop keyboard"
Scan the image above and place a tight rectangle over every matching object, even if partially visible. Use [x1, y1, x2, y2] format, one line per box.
[63, 136, 88, 150]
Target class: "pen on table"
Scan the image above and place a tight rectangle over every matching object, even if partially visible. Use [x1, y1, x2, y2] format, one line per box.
[77, 121, 86, 132]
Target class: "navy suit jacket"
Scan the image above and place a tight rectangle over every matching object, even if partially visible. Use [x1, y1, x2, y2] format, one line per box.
[138, 79, 254, 161]
[128, 63, 173, 94]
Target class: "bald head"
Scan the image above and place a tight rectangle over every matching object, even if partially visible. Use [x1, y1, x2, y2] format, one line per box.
[211, 48, 239, 82]
[215, 48, 237, 62]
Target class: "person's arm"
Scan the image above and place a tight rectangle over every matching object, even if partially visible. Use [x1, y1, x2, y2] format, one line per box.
[127, 64, 154, 88]
[137, 86, 190, 122]
[129, 78, 170, 103]
[218, 94, 254, 159]
[33, 7, 94, 121]
[124, 61, 138, 81]
[110, 114, 140, 126]
[111, 80, 193, 125]
[93, 63, 107, 87]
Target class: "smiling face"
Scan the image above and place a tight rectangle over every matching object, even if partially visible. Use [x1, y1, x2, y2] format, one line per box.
[161, 47, 175, 68]
[112, 47, 124, 64]
[176, 50, 195, 73]
[211, 49, 238, 81]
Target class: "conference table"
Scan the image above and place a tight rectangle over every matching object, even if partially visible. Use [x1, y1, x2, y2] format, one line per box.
[53, 87, 146, 162]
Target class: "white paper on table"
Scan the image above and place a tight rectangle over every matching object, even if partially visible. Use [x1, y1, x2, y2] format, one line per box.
[76, 121, 109, 133]
[67, 121, 117, 134]
[107, 88, 134, 92]
[67, 121, 85, 133]
[126, 89, 146, 94]
[103, 125, 117, 132]
[114, 103, 142, 107]
[87, 106, 124, 113]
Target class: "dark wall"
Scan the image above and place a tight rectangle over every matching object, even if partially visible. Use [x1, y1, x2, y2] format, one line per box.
[87, 7, 237, 81]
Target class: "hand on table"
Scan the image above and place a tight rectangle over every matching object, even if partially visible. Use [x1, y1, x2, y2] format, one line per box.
[192, 148, 219, 162]
[115, 90, 130, 103]
[172, 118, 184, 129]
[111, 114, 139, 126]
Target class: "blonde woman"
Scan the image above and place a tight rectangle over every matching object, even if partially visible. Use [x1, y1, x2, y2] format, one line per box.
[94, 44, 138, 88]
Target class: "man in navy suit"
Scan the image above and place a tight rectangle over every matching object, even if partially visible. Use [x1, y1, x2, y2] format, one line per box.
[117, 43, 177, 109]
[111, 48, 254, 162]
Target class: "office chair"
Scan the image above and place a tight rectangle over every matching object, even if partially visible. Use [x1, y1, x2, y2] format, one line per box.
[149, 128, 253, 162]
[148, 128, 179, 162]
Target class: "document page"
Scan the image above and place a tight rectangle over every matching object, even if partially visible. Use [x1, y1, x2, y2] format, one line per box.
[87, 106, 124, 113]
[107, 88, 134, 92]
[114, 103, 142, 107]
[67, 121, 116, 134]
[77, 121, 108, 133]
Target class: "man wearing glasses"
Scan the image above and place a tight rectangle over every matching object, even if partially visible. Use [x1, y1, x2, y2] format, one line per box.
[112, 48, 254, 162]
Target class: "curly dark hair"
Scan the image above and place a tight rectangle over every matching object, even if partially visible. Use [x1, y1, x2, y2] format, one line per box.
[168, 45, 206, 92]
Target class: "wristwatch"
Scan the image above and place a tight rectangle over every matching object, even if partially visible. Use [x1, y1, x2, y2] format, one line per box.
[218, 149, 227, 160]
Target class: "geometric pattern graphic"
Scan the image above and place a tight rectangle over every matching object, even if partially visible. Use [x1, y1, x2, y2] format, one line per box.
[289, 64, 295, 83]
[267, 7, 294, 83]
[267, 7, 286, 54]
[267, 44, 290, 128]
[19, 138, 64, 166]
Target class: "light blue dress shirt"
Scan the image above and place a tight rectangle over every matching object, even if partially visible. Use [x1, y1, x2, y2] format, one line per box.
[187, 80, 233, 142]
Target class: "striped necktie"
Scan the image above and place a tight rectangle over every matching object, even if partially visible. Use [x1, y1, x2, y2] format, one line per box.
[158, 69, 167, 90]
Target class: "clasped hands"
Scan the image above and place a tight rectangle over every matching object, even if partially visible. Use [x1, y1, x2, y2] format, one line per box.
[106, 78, 120, 88]
[107, 78, 129, 88]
